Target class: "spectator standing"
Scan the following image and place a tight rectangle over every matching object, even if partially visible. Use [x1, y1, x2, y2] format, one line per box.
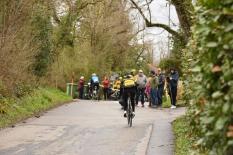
[113, 77, 121, 90]
[102, 76, 110, 100]
[135, 70, 147, 107]
[169, 68, 179, 109]
[150, 71, 159, 107]
[157, 68, 165, 107]
[145, 75, 152, 107]
[78, 76, 85, 99]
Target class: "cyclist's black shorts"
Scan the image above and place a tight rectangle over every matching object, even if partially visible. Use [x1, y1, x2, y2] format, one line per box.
[122, 86, 136, 111]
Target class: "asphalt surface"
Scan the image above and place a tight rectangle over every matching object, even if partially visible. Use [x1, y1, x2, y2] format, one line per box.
[0, 100, 185, 155]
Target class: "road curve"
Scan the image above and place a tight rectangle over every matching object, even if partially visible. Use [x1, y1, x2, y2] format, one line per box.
[0, 100, 185, 155]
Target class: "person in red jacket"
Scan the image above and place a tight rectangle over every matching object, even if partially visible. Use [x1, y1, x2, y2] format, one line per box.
[102, 76, 110, 100]
[78, 76, 85, 99]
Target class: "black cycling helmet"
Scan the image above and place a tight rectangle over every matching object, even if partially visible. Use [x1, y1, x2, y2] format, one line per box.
[124, 71, 132, 78]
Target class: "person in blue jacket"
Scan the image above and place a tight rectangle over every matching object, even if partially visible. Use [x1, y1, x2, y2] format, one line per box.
[90, 73, 100, 94]
[168, 68, 179, 109]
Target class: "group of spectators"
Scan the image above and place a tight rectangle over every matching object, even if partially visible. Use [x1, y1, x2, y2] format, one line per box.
[129, 68, 179, 109]
[145, 68, 179, 109]
[77, 73, 120, 100]
[77, 68, 179, 110]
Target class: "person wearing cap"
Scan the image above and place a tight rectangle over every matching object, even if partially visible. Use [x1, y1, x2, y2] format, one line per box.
[78, 76, 85, 99]
[157, 68, 165, 107]
[135, 69, 147, 107]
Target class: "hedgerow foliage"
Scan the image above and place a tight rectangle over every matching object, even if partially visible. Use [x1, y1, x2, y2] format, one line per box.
[185, 0, 233, 154]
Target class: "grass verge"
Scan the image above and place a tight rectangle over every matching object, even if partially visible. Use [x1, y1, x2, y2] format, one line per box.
[0, 87, 72, 128]
[172, 116, 195, 155]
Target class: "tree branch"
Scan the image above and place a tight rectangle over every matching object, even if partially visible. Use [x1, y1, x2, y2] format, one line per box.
[129, 0, 185, 43]
[133, 27, 146, 36]
[129, 0, 148, 23]
[145, 0, 152, 22]
[146, 22, 184, 42]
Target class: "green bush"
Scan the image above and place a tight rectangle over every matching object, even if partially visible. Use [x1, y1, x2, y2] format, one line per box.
[0, 98, 10, 114]
[14, 83, 34, 98]
[0, 80, 9, 97]
[184, 1, 233, 154]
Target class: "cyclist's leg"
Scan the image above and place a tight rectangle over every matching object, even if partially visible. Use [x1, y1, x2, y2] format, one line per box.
[97, 83, 100, 91]
[130, 88, 136, 112]
[90, 85, 93, 94]
[94, 83, 98, 92]
[123, 89, 128, 111]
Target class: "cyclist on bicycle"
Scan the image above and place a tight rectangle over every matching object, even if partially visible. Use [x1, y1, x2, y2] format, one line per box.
[121, 72, 137, 117]
[90, 73, 100, 95]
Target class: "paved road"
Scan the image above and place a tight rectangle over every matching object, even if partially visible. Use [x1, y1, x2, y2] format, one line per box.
[0, 100, 185, 155]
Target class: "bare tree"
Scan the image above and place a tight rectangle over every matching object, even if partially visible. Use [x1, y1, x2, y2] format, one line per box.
[129, 0, 193, 43]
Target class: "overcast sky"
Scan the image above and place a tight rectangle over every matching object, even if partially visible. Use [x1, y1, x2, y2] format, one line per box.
[130, 0, 179, 63]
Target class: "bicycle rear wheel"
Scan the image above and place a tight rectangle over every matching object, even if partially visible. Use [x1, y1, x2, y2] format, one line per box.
[127, 97, 133, 127]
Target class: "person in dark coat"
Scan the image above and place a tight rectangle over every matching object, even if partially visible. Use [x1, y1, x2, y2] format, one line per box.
[169, 68, 179, 109]
[157, 68, 165, 107]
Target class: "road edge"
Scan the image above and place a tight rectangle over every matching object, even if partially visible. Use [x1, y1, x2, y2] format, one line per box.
[135, 124, 153, 155]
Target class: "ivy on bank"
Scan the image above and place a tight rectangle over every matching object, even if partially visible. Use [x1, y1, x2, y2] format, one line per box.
[183, 1, 233, 154]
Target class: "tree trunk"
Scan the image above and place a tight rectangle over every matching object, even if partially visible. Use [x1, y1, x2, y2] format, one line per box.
[171, 0, 193, 40]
